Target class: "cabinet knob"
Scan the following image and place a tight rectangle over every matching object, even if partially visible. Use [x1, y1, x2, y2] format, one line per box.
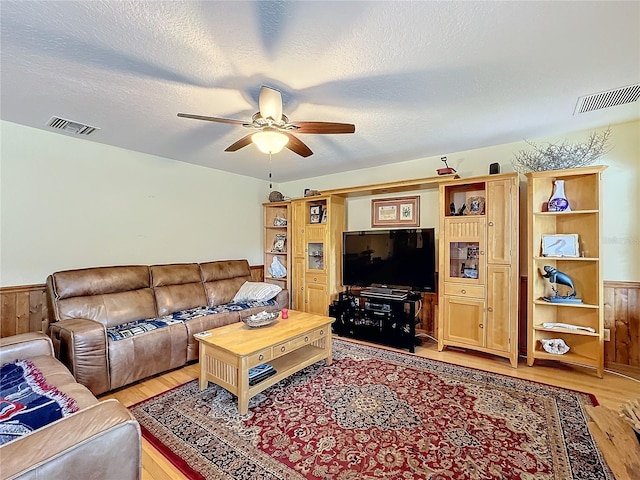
[314, 277, 317, 281]
[480, 251, 485, 255]
[281, 346, 286, 352]
[304, 336, 309, 342]
[259, 354, 264, 361]
[487, 307, 493, 312]
[488, 221, 494, 226]
[320, 330, 324, 335]
[479, 324, 484, 328]
[461, 289, 466, 294]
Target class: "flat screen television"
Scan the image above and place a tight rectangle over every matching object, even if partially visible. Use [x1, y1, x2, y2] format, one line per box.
[342, 228, 436, 293]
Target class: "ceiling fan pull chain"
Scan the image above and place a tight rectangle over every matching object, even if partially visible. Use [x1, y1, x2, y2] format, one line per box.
[269, 152, 272, 189]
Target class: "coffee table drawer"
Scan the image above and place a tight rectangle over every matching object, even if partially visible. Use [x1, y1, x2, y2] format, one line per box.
[272, 327, 328, 357]
[248, 348, 273, 365]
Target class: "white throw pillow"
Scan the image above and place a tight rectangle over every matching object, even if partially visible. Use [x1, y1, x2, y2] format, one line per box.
[233, 281, 282, 302]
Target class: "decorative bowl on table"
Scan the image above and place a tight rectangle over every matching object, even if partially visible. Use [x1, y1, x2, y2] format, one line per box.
[241, 310, 279, 328]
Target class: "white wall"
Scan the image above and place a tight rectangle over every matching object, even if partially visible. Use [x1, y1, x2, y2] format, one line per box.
[280, 120, 640, 282]
[0, 121, 270, 286]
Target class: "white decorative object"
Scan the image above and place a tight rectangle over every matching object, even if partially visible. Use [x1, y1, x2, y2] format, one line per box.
[242, 310, 279, 328]
[268, 256, 287, 279]
[540, 338, 570, 355]
[542, 322, 595, 333]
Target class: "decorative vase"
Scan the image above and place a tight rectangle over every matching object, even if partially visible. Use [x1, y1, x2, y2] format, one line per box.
[548, 180, 571, 212]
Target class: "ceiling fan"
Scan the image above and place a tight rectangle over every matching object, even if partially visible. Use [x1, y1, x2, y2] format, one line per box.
[177, 86, 355, 157]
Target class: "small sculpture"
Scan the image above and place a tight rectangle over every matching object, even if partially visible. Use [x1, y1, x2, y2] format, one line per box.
[540, 266, 582, 303]
[268, 256, 287, 279]
[437, 156, 457, 175]
[540, 338, 570, 355]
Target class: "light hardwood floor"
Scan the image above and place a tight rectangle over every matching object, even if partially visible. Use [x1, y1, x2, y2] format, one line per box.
[101, 336, 640, 480]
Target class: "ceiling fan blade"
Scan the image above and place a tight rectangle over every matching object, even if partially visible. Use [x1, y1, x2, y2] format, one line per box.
[259, 86, 283, 122]
[284, 133, 313, 157]
[224, 134, 254, 152]
[292, 122, 355, 134]
[177, 113, 246, 126]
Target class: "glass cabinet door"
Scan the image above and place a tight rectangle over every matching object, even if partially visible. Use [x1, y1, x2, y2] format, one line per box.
[443, 217, 485, 283]
[307, 242, 324, 270]
[449, 241, 480, 280]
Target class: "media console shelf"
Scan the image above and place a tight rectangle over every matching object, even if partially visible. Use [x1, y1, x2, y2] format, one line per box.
[330, 289, 420, 353]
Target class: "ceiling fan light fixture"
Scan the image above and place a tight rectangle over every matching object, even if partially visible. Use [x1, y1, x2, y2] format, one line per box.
[252, 130, 289, 154]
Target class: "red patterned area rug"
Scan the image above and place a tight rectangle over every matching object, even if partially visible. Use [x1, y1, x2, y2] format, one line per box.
[130, 339, 612, 480]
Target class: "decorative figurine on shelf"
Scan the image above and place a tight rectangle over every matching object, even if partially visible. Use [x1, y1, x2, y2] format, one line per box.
[437, 156, 456, 175]
[268, 256, 287, 279]
[449, 202, 456, 215]
[540, 338, 570, 355]
[540, 266, 582, 303]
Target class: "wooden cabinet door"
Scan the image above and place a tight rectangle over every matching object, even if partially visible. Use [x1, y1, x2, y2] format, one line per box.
[306, 282, 329, 316]
[442, 295, 485, 347]
[292, 200, 306, 257]
[486, 178, 513, 265]
[292, 256, 305, 311]
[485, 265, 511, 352]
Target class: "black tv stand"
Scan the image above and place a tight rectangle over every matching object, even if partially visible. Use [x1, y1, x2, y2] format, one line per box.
[330, 290, 420, 353]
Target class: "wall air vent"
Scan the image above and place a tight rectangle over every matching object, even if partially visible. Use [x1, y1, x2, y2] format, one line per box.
[46, 116, 100, 135]
[574, 84, 640, 115]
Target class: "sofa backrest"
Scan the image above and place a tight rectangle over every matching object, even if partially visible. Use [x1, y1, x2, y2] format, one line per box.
[200, 260, 252, 305]
[47, 260, 258, 327]
[48, 266, 156, 328]
[150, 263, 207, 316]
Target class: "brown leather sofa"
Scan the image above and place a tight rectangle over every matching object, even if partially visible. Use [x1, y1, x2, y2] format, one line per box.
[46, 259, 287, 395]
[0, 332, 141, 480]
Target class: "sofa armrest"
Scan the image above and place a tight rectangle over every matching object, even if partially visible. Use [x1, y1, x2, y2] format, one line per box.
[273, 289, 290, 310]
[49, 319, 110, 395]
[0, 333, 54, 365]
[0, 399, 141, 480]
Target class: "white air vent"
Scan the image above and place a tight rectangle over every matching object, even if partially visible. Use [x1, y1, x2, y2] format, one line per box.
[46, 116, 99, 135]
[574, 84, 640, 115]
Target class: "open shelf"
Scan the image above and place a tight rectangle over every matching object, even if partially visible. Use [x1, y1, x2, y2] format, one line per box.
[526, 166, 607, 377]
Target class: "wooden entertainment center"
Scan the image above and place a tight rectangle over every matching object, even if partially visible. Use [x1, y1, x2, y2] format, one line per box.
[262, 172, 522, 369]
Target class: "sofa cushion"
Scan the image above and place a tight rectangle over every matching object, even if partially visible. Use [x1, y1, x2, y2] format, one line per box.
[108, 322, 187, 391]
[51, 266, 150, 299]
[56, 289, 157, 328]
[151, 264, 207, 316]
[200, 260, 252, 305]
[106, 300, 278, 342]
[233, 281, 282, 302]
[0, 360, 79, 446]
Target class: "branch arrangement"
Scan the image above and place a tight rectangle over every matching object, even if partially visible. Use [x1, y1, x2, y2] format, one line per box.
[511, 128, 612, 173]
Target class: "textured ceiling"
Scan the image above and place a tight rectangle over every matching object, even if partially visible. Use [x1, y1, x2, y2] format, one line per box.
[1, 1, 639, 182]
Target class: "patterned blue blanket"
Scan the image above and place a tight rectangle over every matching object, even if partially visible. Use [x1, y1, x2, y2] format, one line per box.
[106, 300, 277, 341]
[0, 360, 78, 446]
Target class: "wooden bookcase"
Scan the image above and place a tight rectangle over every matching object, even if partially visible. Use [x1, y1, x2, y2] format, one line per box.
[263, 201, 291, 296]
[526, 165, 607, 377]
[437, 173, 520, 367]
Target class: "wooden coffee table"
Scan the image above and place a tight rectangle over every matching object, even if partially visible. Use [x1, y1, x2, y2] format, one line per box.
[195, 310, 334, 414]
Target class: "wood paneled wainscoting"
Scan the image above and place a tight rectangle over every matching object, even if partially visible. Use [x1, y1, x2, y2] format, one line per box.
[1, 272, 638, 378]
[0, 284, 48, 337]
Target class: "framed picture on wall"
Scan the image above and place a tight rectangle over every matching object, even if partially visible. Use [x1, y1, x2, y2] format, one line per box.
[371, 196, 420, 228]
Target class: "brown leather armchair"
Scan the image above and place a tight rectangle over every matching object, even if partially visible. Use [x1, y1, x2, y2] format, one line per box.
[0, 333, 141, 480]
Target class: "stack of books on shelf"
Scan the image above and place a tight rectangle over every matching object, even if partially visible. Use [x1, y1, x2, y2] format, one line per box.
[248, 363, 277, 386]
